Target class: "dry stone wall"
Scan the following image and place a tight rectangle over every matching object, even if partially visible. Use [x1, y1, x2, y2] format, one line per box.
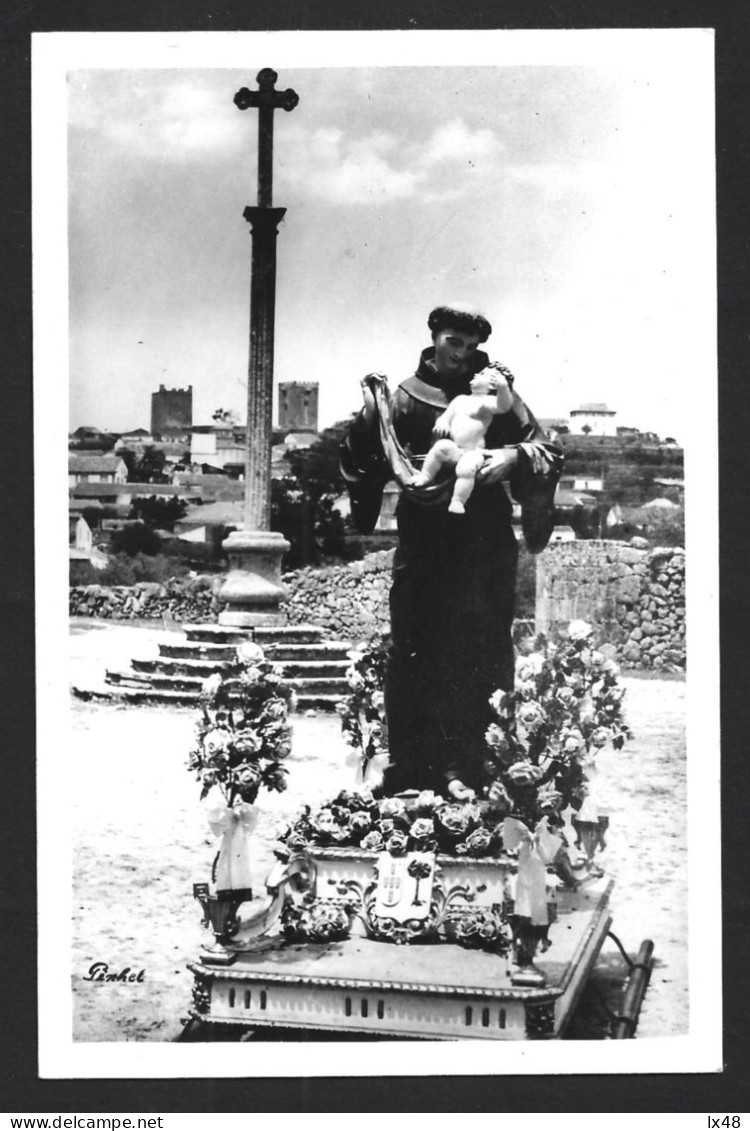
[70, 541, 685, 671]
[536, 541, 685, 671]
[279, 550, 394, 641]
[69, 575, 219, 622]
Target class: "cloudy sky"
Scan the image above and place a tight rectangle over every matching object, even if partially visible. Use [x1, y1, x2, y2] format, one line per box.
[53, 31, 715, 443]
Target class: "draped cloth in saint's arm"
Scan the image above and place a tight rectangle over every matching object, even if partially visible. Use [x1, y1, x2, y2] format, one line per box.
[339, 377, 392, 535]
[364, 373, 453, 502]
[339, 373, 451, 534]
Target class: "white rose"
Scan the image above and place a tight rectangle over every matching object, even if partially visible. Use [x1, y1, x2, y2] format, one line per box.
[237, 641, 265, 664]
[203, 728, 231, 756]
[201, 672, 223, 698]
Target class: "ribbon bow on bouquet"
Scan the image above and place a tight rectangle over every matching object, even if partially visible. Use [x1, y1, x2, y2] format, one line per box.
[576, 752, 602, 822]
[502, 816, 562, 926]
[207, 802, 258, 893]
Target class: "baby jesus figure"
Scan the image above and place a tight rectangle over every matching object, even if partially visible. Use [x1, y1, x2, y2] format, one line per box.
[411, 365, 514, 513]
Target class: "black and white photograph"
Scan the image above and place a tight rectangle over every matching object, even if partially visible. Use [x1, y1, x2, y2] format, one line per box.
[33, 28, 720, 1078]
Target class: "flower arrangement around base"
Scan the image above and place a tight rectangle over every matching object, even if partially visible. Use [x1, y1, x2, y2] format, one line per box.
[281, 897, 358, 944]
[276, 787, 511, 860]
[335, 621, 631, 841]
[442, 905, 511, 954]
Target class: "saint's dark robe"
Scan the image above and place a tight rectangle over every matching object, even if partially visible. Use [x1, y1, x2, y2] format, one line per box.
[341, 347, 563, 795]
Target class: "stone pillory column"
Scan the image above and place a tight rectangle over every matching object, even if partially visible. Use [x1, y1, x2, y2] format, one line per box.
[218, 69, 299, 627]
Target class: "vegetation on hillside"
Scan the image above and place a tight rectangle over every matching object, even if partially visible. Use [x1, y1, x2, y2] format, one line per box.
[271, 417, 354, 568]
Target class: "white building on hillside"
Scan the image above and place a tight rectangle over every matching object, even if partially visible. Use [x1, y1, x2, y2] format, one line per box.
[569, 403, 617, 437]
[68, 452, 128, 487]
[190, 424, 246, 471]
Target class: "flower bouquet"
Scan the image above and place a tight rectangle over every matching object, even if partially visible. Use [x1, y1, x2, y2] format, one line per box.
[337, 633, 390, 778]
[483, 620, 631, 847]
[189, 644, 294, 946]
[442, 904, 511, 954]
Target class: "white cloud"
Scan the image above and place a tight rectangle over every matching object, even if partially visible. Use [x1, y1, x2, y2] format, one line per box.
[280, 125, 424, 203]
[421, 117, 503, 165]
[69, 78, 245, 161]
[280, 117, 504, 205]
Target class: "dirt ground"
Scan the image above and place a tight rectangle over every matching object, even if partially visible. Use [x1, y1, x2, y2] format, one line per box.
[68, 620, 687, 1042]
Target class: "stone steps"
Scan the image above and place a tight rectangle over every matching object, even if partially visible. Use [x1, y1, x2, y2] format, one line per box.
[185, 624, 327, 646]
[265, 659, 350, 678]
[262, 642, 352, 662]
[131, 657, 237, 677]
[159, 642, 245, 661]
[253, 625, 329, 645]
[72, 620, 352, 711]
[131, 655, 350, 679]
[74, 681, 343, 713]
[107, 670, 349, 695]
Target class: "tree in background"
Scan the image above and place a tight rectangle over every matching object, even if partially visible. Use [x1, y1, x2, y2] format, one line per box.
[128, 445, 170, 484]
[129, 495, 187, 532]
[110, 522, 162, 557]
[271, 478, 309, 569]
[212, 407, 238, 424]
[68, 433, 117, 452]
[271, 417, 353, 567]
[116, 448, 137, 477]
[638, 505, 685, 547]
[609, 503, 684, 547]
[314, 494, 347, 559]
[80, 504, 120, 530]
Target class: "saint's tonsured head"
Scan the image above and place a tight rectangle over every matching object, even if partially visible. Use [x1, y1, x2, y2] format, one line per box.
[427, 305, 492, 343]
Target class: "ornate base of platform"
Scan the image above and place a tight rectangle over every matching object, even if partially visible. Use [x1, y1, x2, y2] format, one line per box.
[307, 846, 512, 906]
[188, 850, 613, 1041]
[217, 530, 290, 627]
[199, 945, 241, 967]
[188, 876, 612, 1040]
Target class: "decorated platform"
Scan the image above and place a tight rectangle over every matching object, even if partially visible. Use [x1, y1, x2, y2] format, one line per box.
[188, 869, 612, 1040]
[182, 620, 653, 1041]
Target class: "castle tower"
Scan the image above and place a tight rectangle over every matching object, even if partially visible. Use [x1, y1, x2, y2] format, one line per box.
[277, 381, 318, 434]
[151, 384, 193, 441]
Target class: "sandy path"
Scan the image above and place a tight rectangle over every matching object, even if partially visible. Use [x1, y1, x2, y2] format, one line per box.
[68, 622, 686, 1041]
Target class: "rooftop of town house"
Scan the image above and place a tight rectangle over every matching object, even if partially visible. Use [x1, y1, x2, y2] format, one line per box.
[554, 488, 598, 508]
[280, 431, 318, 447]
[70, 481, 190, 498]
[70, 425, 113, 437]
[69, 453, 125, 473]
[642, 497, 680, 509]
[178, 499, 244, 526]
[172, 473, 245, 499]
[570, 403, 616, 414]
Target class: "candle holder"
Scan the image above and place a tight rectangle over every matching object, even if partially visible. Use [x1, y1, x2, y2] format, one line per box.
[571, 815, 609, 876]
[193, 883, 255, 947]
[507, 902, 557, 987]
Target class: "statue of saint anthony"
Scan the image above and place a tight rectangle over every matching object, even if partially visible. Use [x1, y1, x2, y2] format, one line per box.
[341, 304, 563, 800]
